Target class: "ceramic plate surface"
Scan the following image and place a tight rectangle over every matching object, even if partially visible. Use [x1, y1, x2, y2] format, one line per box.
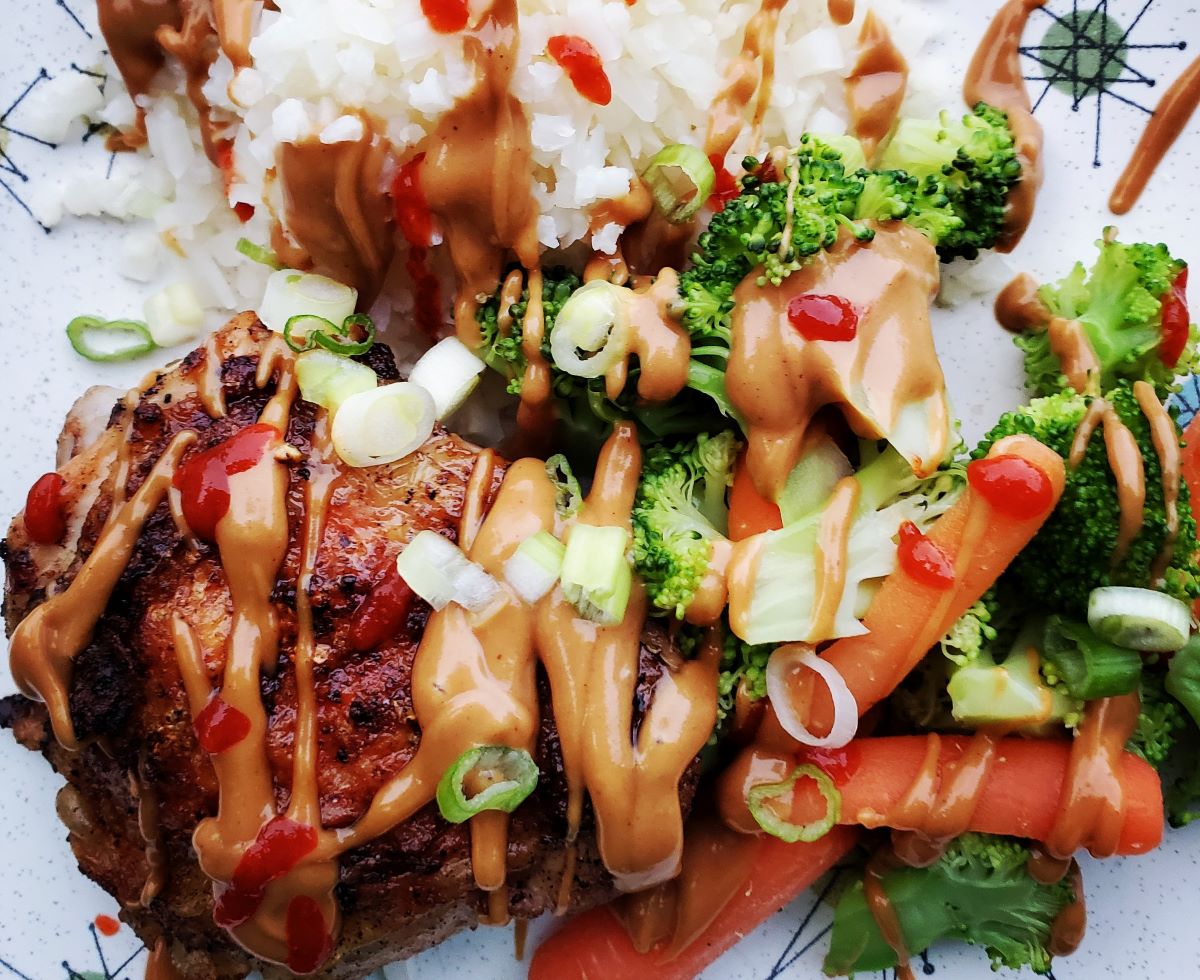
[1, 1, 1199, 977]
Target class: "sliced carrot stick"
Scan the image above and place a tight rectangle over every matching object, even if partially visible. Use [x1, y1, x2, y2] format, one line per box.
[791, 434, 1067, 735]
[791, 736, 1162, 856]
[528, 826, 858, 980]
[729, 454, 782, 541]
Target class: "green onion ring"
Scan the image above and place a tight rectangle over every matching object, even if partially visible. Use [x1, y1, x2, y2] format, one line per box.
[312, 312, 377, 356]
[746, 763, 841, 843]
[283, 314, 336, 353]
[236, 237, 282, 269]
[66, 315, 158, 362]
[642, 144, 716, 224]
[436, 745, 540, 823]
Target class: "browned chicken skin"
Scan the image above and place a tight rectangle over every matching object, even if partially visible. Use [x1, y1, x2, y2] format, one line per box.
[2, 315, 690, 979]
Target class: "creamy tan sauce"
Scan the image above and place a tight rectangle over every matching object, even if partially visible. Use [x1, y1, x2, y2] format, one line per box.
[132, 751, 168, 906]
[274, 128, 395, 306]
[602, 269, 692, 405]
[995, 272, 1051, 333]
[96, 0, 183, 147]
[144, 938, 185, 980]
[725, 223, 947, 501]
[421, 0, 539, 348]
[1068, 398, 1146, 566]
[809, 477, 860, 641]
[844, 12, 908, 161]
[864, 850, 914, 980]
[964, 0, 1047, 250]
[827, 0, 855, 26]
[1048, 317, 1102, 396]
[1110, 56, 1200, 214]
[1134, 380, 1182, 581]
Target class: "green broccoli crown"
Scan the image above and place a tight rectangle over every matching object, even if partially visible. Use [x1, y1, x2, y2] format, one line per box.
[1021, 235, 1194, 398]
[476, 266, 583, 394]
[877, 103, 1023, 262]
[826, 833, 1076, 976]
[941, 592, 1000, 666]
[714, 628, 772, 737]
[632, 430, 741, 618]
[1129, 669, 1187, 769]
[975, 384, 1200, 616]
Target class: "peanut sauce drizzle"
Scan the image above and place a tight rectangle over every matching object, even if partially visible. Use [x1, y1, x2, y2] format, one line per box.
[144, 938, 185, 980]
[963, 0, 1047, 250]
[9, 431, 196, 749]
[844, 12, 909, 162]
[1068, 399, 1145, 566]
[600, 269, 691, 405]
[131, 750, 168, 906]
[827, 0, 855, 27]
[994, 271, 1050, 333]
[809, 476, 860, 641]
[273, 128, 395, 306]
[421, 0, 540, 349]
[1134, 380, 1182, 582]
[1048, 317, 1103, 396]
[518, 267, 551, 419]
[1110, 55, 1200, 215]
[726, 223, 948, 501]
[196, 333, 228, 419]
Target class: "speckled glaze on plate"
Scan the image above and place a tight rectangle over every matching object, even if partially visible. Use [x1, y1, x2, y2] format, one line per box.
[1, 1, 1199, 978]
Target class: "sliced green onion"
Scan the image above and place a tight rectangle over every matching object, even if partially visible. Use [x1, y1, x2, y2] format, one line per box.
[1087, 586, 1191, 652]
[409, 336, 486, 419]
[546, 455, 582, 518]
[746, 764, 840, 843]
[395, 529, 500, 612]
[560, 523, 632, 626]
[315, 312, 377, 356]
[143, 282, 205, 347]
[258, 268, 358, 334]
[436, 746, 539, 823]
[283, 314, 337, 352]
[295, 349, 378, 414]
[549, 280, 630, 379]
[331, 382, 436, 468]
[641, 144, 716, 223]
[236, 237, 282, 269]
[504, 531, 566, 604]
[1042, 616, 1142, 700]
[66, 316, 157, 362]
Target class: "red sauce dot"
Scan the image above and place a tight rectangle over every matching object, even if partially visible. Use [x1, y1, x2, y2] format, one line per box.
[94, 914, 120, 937]
[213, 817, 318, 929]
[786, 294, 859, 342]
[421, 0, 469, 33]
[547, 35, 612, 106]
[708, 154, 740, 212]
[286, 896, 334, 974]
[233, 201, 254, 223]
[896, 520, 955, 590]
[194, 694, 252, 754]
[173, 424, 278, 542]
[967, 454, 1055, 520]
[392, 153, 434, 248]
[348, 562, 416, 652]
[25, 472, 67, 545]
[1160, 267, 1189, 368]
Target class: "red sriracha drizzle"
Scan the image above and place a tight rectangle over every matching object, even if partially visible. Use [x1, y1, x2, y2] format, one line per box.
[213, 817, 318, 929]
[967, 455, 1054, 520]
[348, 562, 416, 652]
[897, 520, 955, 590]
[421, 0, 469, 32]
[286, 896, 334, 974]
[194, 693, 252, 753]
[173, 424, 279, 542]
[787, 294, 859, 342]
[25, 472, 67, 545]
[391, 154, 443, 338]
[1160, 267, 1189, 369]
[708, 154, 740, 212]
[548, 35, 612, 106]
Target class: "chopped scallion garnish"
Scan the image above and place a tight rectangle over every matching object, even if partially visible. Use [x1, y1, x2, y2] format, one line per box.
[641, 144, 716, 223]
[236, 237, 282, 269]
[66, 315, 158, 362]
[436, 745, 539, 823]
[504, 530, 566, 604]
[1041, 616, 1142, 700]
[1087, 586, 1191, 652]
[560, 523, 632, 625]
[283, 313, 377, 356]
[746, 763, 840, 843]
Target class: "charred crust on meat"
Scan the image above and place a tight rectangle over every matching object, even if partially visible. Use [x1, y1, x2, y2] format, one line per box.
[352, 342, 401, 382]
[69, 635, 138, 741]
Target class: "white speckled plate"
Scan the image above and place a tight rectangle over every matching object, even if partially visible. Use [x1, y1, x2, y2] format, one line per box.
[2, 1, 1199, 978]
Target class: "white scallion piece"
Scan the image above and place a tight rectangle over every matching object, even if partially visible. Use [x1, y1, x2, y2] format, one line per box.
[143, 282, 205, 347]
[766, 644, 859, 748]
[395, 530, 501, 612]
[560, 523, 632, 625]
[330, 382, 435, 468]
[258, 269, 357, 335]
[295, 349, 378, 414]
[1087, 586, 1192, 652]
[549, 280, 630, 379]
[504, 531, 566, 604]
[409, 336, 487, 419]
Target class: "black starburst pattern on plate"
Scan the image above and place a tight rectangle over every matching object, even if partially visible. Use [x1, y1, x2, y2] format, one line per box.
[1020, 0, 1187, 167]
[0, 921, 145, 980]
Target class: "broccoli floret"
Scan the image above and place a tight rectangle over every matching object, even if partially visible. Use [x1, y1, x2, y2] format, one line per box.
[878, 103, 1023, 262]
[975, 384, 1200, 616]
[715, 629, 772, 736]
[1016, 236, 1196, 398]
[632, 431, 741, 618]
[941, 594, 1000, 665]
[736, 444, 964, 646]
[825, 833, 1076, 975]
[1129, 669, 1187, 768]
